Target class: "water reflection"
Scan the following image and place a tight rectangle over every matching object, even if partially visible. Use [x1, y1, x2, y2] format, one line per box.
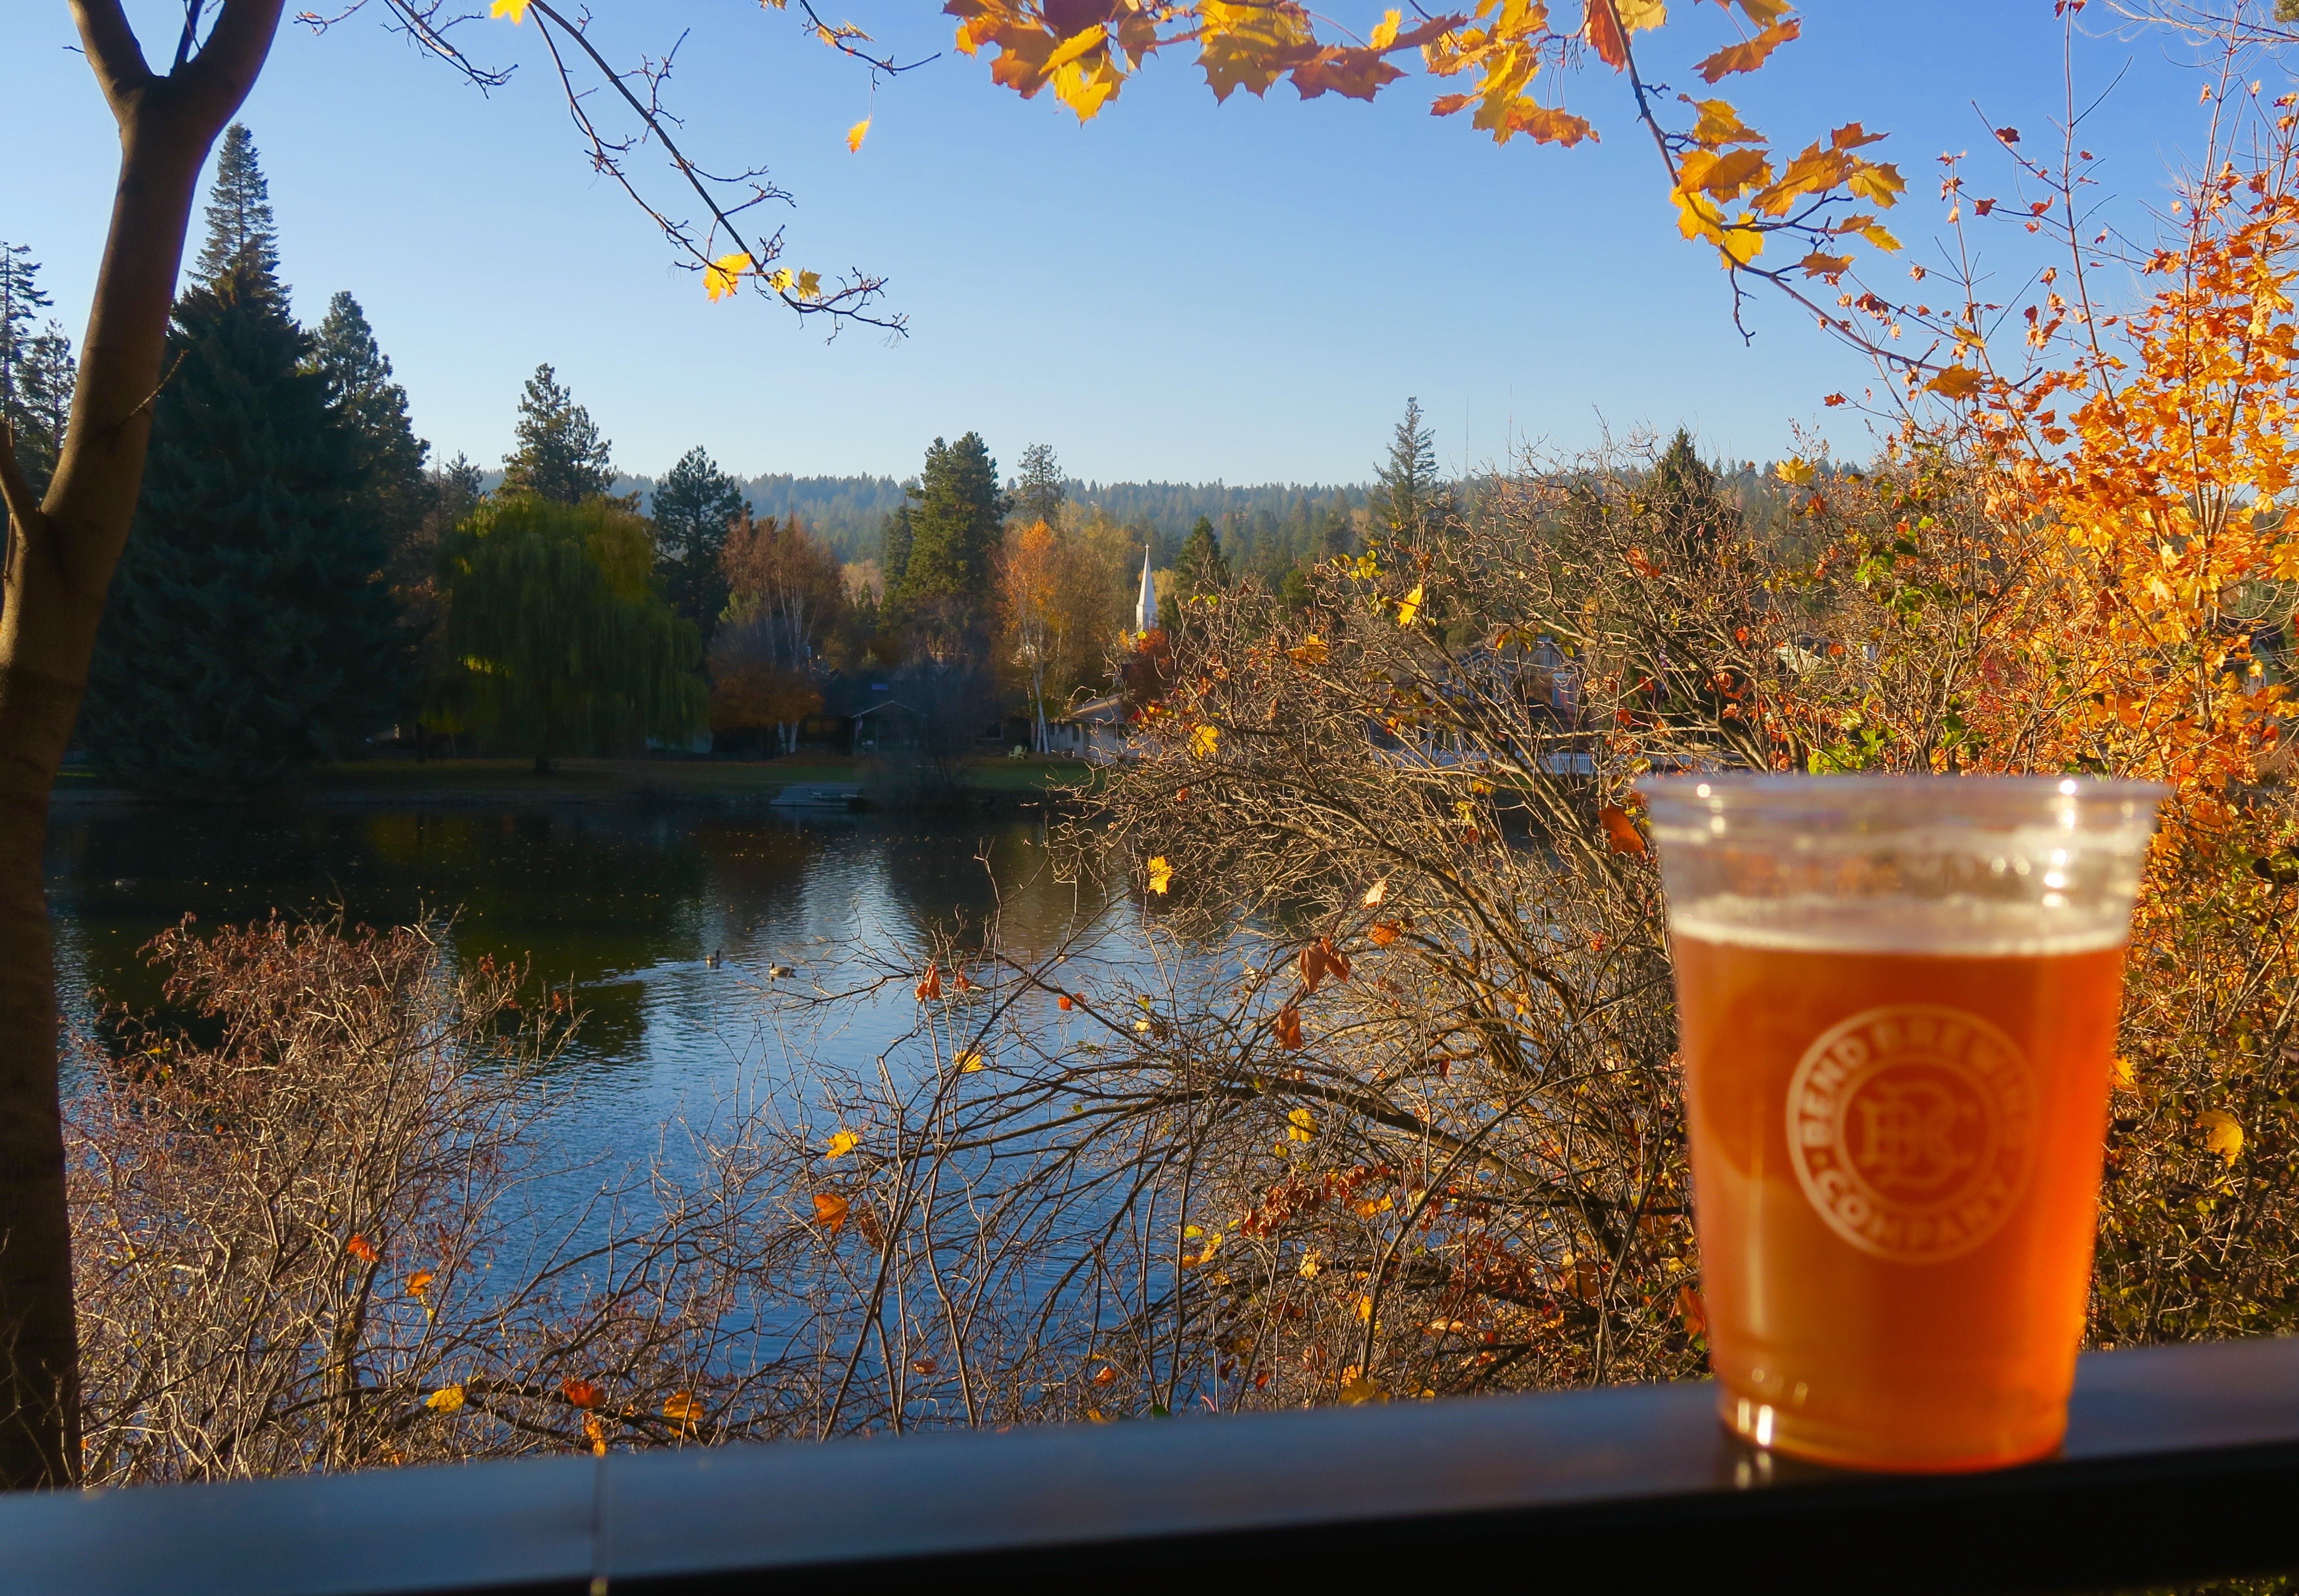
[49, 804, 1118, 1157]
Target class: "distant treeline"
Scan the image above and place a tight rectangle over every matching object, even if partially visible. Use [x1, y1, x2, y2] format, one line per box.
[473, 470, 1373, 564]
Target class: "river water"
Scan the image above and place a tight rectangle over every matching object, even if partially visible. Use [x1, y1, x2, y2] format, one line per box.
[47, 802, 1121, 1170]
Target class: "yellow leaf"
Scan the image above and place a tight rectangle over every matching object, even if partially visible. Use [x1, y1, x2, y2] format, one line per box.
[1687, 97, 1762, 148]
[1615, 0, 1666, 29]
[795, 269, 823, 300]
[663, 1391, 703, 1432]
[1299, 1248, 1323, 1278]
[1362, 877, 1388, 907]
[1190, 723, 1219, 758]
[1397, 583, 1424, 626]
[812, 1191, 850, 1232]
[825, 1129, 860, 1159]
[1356, 1293, 1374, 1322]
[2201, 1109, 2244, 1162]
[958, 1051, 985, 1072]
[426, 1383, 466, 1414]
[1688, 147, 1769, 198]
[2112, 1055, 2137, 1091]
[407, 1269, 435, 1302]
[846, 117, 871, 153]
[1775, 457, 1817, 487]
[1044, 20, 1108, 74]
[1737, 0, 1792, 18]
[1054, 54, 1126, 122]
[1720, 225, 1764, 265]
[704, 252, 751, 303]
[1694, 16, 1798, 82]
[1926, 365, 1985, 400]
[1847, 162, 1906, 208]
[490, 0, 530, 21]
[1289, 634, 1329, 665]
[1085, 1408, 1110, 1423]
[1146, 856, 1174, 895]
[1288, 1106, 1316, 1142]
[1369, 7, 1402, 48]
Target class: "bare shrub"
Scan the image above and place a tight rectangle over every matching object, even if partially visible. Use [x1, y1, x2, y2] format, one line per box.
[68, 916, 825, 1482]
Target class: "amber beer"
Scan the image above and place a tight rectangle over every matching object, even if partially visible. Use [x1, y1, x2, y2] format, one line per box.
[1640, 776, 2161, 1472]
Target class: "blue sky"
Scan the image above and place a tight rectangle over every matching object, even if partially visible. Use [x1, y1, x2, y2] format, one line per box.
[0, 3, 2236, 483]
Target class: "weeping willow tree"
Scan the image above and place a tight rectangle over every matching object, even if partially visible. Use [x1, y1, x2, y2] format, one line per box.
[437, 497, 705, 772]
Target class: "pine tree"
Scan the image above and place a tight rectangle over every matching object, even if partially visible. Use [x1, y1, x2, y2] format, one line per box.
[652, 445, 748, 643]
[879, 503, 914, 593]
[193, 124, 278, 285]
[0, 245, 75, 494]
[1369, 397, 1452, 540]
[15, 329, 75, 494]
[501, 363, 613, 504]
[1176, 514, 1230, 594]
[1011, 441, 1064, 527]
[1644, 426, 1740, 562]
[312, 292, 429, 590]
[1, 245, 52, 431]
[80, 175, 397, 790]
[897, 432, 1005, 607]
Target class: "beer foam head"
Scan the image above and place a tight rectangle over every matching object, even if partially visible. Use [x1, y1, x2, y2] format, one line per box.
[1669, 894, 2129, 956]
[1635, 774, 2161, 955]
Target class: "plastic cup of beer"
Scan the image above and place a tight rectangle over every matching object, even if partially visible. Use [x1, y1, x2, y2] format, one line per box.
[1636, 774, 2163, 1472]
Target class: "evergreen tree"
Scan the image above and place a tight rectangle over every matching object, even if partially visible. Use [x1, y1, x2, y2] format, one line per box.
[652, 445, 748, 643]
[0, 245, 75, 494]
[1176, 514, 1230, 593]
[879, 503, 914, 593]
[897, 432, 1006, 607]
[1368, 397, 1452, 540]
[437, 496, 704, 773]
[1644, 427, 1741, 562]
[1011, 441, 1064, 527]
[80, 189, 395, 790]
[1, 245, 52, 441]
[193, 124, 277, 285]
[501, 363, 613, 504]
[311, 292, 429, 589]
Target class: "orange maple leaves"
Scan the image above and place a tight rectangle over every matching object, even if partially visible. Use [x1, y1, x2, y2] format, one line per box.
[945, 2, 1903, 286]
[944, 0, 1454, 121]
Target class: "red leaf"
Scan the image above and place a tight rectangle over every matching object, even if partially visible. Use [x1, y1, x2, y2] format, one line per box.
[1598, 805, 1646, 855]
[1273, 1003, 1304, 1050]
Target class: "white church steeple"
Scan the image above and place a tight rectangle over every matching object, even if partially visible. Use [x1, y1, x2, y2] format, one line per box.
[1134, 546, 1157, 635]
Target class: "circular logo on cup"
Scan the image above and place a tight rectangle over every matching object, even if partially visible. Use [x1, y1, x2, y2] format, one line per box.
[1786, 1004, 2036, 1262]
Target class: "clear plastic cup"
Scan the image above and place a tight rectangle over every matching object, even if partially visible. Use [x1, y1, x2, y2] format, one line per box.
[1637, 774, 2163, 1471]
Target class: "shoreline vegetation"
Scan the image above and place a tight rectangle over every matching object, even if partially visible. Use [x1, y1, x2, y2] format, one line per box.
[49, 754, 1102, 809]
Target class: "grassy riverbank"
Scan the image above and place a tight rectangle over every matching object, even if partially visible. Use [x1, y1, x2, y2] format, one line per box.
[53, 754, 1100, 806]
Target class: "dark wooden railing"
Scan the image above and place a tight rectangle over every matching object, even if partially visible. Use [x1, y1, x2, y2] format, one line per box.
[14, 1335, 2299, 1595]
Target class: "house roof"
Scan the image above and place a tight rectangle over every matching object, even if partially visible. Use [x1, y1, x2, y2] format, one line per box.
[1055, 695, 1128, 726]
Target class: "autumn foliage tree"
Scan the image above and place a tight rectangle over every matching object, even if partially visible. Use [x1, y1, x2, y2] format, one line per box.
[710, 511, 847, 751]
[997, 517, 1121, 748]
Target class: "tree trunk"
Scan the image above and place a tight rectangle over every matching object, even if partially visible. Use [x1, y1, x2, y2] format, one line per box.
[0, 0, 284, 1489]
